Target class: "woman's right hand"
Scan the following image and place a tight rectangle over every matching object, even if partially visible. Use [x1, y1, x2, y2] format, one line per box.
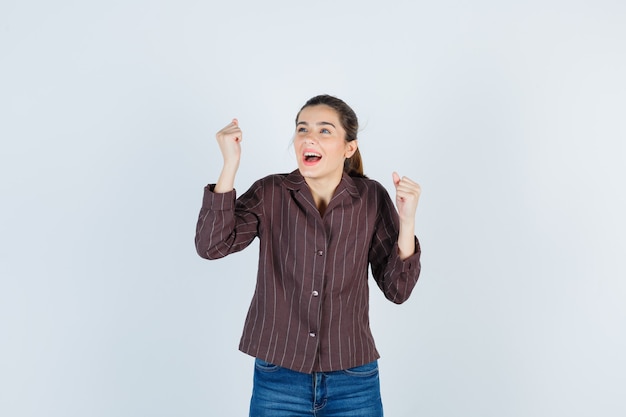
[216, 118, 242, 166]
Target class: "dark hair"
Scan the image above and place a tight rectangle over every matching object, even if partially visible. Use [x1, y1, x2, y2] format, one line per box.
[296, 94, 366, 178]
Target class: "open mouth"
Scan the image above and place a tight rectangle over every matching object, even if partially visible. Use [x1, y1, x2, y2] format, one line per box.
[303, 151, 322, 165]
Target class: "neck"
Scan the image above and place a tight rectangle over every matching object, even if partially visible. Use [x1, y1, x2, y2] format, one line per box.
[305, 174, 343, 216]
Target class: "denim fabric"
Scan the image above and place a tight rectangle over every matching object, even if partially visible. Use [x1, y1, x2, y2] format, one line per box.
[249, 359, 383, 417]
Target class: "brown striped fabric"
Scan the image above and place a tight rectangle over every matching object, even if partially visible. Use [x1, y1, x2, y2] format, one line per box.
[195, 170, 421, 373]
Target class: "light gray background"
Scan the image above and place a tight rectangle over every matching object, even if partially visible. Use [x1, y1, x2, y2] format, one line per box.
[1, 1, 625, 416]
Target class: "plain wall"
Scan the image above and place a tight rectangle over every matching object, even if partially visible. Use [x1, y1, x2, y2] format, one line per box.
[1, 1, 625, 416]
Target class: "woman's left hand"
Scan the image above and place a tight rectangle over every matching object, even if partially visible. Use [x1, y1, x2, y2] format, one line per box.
[392, 172, 421, 223]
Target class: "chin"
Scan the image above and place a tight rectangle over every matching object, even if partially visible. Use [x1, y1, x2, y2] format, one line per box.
[298, 167, 316, 178]
[297, 165, 319, 178]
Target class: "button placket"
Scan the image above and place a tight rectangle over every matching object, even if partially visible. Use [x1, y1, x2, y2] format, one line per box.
[308, 242, 325, 353]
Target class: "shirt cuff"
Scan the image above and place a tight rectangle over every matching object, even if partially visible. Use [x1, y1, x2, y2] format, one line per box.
[398, 236, 421, 272]
[202, 184, 236, 211]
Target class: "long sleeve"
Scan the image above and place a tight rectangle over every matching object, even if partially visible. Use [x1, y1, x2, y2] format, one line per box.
[195, 182, 264, 260]
[368, 187, 421, 304]
[194, 171, 421, 373]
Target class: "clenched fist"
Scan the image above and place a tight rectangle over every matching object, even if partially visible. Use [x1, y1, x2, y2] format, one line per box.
[216, 118, 242, 166]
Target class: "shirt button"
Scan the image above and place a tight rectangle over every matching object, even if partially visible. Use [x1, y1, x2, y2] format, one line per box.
[312, 290, 319, 297]
[317, 250, 324, 256]
[309, 332, 316, 338]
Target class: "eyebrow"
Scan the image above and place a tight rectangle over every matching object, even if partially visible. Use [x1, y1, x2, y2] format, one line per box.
[297, 121, 336, 128]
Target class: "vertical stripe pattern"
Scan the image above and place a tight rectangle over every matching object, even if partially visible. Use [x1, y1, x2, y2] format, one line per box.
[195, 170, 421, 374]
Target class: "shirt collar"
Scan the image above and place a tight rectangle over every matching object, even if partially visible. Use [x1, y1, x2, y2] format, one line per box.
[283, 170, 360, 198]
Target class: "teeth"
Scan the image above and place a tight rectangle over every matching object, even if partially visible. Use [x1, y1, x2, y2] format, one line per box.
[304, 152, 321, 157]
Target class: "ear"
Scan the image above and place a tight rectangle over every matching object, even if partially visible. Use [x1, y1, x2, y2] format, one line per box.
[345, 140, 358, 158]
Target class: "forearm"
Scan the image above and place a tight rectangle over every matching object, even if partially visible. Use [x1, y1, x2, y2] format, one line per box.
[213, 118, 242, 193]
[195, 184, 259, 259]
[392, 172, 421, 260]
[214, 161, 239, 193]
[397, 219, 416, 260]
[371, 231, 421, 304]
[195, 188, 236, 259]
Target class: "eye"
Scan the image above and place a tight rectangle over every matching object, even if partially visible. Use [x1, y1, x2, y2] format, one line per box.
[320, 128, 331, 134]
[297, 127, 307, 133]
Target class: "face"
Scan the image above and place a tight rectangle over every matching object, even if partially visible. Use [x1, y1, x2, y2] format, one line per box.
[294, 105, 358, 184]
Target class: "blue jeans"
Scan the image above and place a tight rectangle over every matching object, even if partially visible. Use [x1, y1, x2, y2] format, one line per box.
[249, 358, 384, 417]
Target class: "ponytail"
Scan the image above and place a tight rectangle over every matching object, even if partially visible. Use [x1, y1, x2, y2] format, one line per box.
[344, 147, 366, 178]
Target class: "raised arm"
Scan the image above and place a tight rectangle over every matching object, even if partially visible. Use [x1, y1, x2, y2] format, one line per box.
[392, 172, 422, 260]
[369, 176, 422, 304]
[214, 118, 242, 193]
[195, 119, 260, 260]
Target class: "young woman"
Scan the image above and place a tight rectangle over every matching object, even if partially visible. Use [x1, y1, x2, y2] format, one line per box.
[195, 95, 422, 416]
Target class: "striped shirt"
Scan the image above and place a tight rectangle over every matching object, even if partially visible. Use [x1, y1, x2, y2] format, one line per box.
[195, 170, 421, 374]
